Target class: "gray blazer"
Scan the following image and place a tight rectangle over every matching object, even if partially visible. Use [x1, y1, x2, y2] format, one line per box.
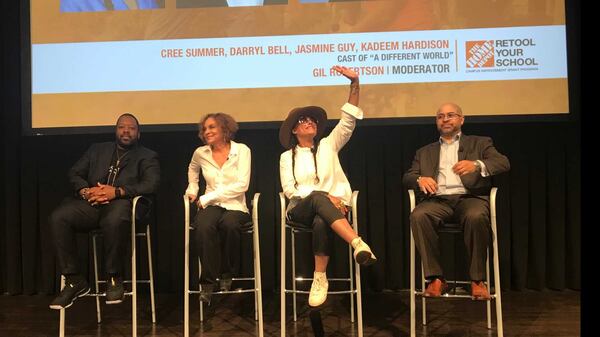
[403, 134, 510, 202]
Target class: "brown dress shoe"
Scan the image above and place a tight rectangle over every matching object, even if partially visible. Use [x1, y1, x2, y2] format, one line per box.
[471, 281, 491, 300]
[424, 278, 448, 297]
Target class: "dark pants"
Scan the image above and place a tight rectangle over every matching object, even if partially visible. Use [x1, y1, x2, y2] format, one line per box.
[410, 194, 491, 281]
[193, 206, 251, 285]
[50, 197, 132, 276]
[287, 191, 346, 256]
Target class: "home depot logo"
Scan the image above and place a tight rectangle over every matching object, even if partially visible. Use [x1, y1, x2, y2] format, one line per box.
[466, 40, 494, 68]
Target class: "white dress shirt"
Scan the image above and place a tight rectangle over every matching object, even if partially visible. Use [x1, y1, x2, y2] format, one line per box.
[437, 133, 489, 195]
[186, 140, 251, 213]
[280, 103, 363, 204]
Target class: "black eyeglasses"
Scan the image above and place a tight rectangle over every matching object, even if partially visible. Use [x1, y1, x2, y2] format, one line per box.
[436, 112, 462, 120]
[297, 116, 318, 125]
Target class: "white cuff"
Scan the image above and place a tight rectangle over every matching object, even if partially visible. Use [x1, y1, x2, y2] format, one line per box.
[199, 191, 218, 208]
[341, 102, 364, 120]
[185, 186, 199, 197]
[478, 160, 490, 177]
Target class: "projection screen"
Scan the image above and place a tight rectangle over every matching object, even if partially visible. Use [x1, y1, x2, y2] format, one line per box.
[29, 0, 569, 133]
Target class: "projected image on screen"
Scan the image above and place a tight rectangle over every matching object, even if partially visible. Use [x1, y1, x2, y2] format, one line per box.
[176, 0, 287, 8]
[30, 0, 568, 132]
[60, 0, 165, 12]
[299, 0, 363, 3]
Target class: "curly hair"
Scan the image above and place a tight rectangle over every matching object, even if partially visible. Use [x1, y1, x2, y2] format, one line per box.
[198, 112, 239, 144]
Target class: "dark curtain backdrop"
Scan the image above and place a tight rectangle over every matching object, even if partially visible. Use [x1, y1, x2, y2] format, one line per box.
[2, 0, 580, 295]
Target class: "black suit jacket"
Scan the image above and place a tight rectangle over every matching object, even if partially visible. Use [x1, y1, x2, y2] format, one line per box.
[403, 134, 510, 202]
[68, 142, 161, 198]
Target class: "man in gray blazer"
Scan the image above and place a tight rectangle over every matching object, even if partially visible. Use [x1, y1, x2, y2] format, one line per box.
[403, 102, 510, 300]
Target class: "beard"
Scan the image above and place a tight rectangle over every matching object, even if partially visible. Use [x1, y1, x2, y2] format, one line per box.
[117, 135, 137, 149]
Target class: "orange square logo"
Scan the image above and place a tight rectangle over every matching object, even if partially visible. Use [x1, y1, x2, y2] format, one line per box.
[466, 41, 494, 68]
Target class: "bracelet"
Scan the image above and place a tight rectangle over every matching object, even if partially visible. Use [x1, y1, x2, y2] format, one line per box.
[416, 176, 422, 184]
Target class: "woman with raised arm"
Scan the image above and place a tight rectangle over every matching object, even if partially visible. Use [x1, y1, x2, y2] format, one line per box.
[279, 65, 377, 308]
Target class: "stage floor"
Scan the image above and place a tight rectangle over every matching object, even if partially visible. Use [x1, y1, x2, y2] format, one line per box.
[0, 289, 580, 336]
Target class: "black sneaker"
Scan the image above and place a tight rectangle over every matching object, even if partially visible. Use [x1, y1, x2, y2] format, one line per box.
[199, 283, 214, 304]
[105, 275, 125, 304]
[49, 276, 90, 310]
[219, 273, 233, 291]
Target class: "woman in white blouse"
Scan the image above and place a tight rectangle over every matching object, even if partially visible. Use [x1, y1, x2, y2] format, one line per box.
[186, 113, 251, 302]
[279, 65, 376, 308]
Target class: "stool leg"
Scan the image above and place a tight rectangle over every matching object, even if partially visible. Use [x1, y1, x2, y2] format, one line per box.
[252, 213, 264, 337]
[421, 264, 427, 325]
[291, 229, 298, 322]
[354, 259, 364, 337]
[199, 258, 204, 322]
[254, 282, 258, 321]
[348, 244, 355, 323]
[184, 210, 190, 337]
[131, 218, 137, 337]
[410, 233, 416, 337]
[59, 275, 66, 337]
[92, 234, 102, 324]
[493, 242, 504, 337]
[146, 225, 156, 324]
[486, 252, 492, 329]
[350, 201, 362, 337]
[490, 187, 504, 337]
[280, 198, 287, 337]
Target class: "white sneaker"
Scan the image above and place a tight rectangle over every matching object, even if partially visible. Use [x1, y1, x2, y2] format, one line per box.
[308, 272, 329, 307]
[352, 237, 377, 266]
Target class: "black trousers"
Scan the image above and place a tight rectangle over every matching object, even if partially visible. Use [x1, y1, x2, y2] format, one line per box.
[193, 206, 251, 285]
[410, 194, 491, 281]
[287, 191, 346, 256]
[50, 197, 132, 276]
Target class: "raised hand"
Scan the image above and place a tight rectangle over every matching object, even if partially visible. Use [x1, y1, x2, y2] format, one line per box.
[332, 65, 359, 83]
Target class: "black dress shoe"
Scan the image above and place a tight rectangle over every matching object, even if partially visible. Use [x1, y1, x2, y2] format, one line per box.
[106, 275, 125, 304]
[199, 283, 214, 304]
[49, 275, 90, 310]
[219, 274, 233, 291]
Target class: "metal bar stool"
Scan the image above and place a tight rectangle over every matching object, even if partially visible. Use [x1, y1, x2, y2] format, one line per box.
[59, 195, 156, 337]
[280, 191, 364, 337]
[184, 193, 263, 337]
[409, 188, 504, 337]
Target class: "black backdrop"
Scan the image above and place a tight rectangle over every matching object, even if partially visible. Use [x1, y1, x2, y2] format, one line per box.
[1, 0, 580, 295]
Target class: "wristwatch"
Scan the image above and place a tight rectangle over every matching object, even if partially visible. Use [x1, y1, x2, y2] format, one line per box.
[473, 160, 482, 171]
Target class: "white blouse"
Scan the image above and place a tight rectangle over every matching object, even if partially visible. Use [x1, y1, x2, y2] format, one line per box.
[279, 103, 363, 204]
[186, 140, 251, 213]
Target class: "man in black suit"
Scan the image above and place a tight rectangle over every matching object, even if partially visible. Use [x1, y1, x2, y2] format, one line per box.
[403, 102, 509, 300]
[49, 113, 160, 310]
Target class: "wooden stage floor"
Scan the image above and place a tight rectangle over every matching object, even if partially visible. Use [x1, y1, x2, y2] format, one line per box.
[0, 289, 580, 336]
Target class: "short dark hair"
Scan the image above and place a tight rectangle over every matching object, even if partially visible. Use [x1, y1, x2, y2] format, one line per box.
[198, 112, 239, 143]
[117, 113, 140, 128]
